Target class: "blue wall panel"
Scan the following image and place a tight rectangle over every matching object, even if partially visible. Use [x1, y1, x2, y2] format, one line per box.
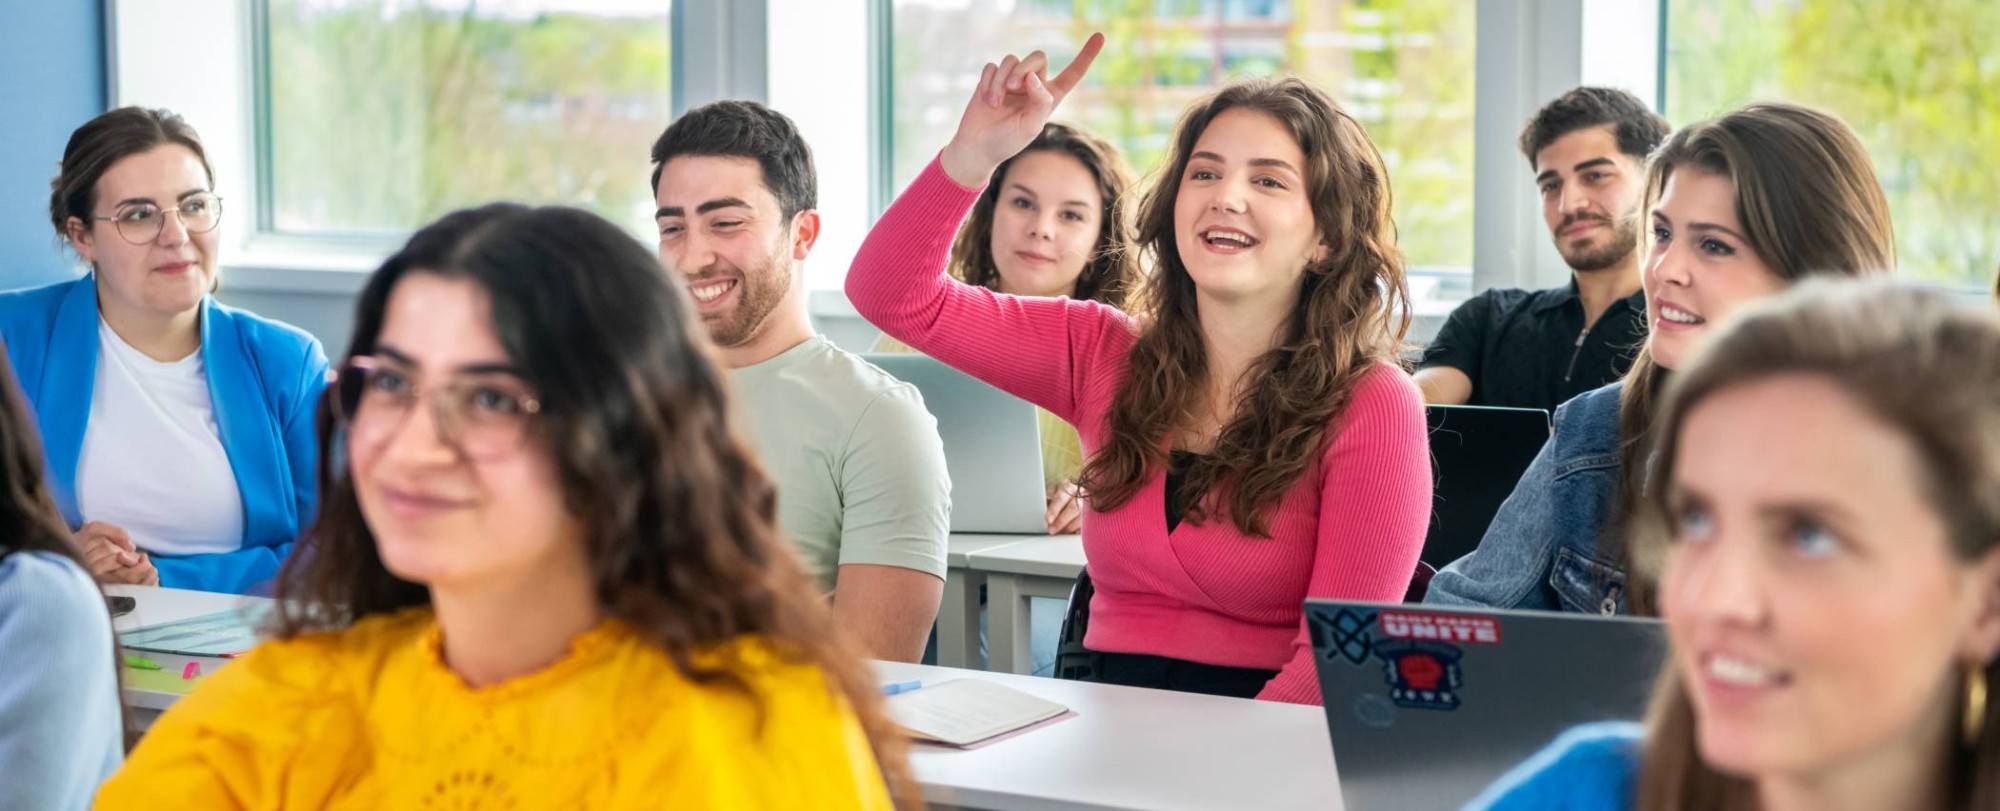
[0, 0, 107, 290]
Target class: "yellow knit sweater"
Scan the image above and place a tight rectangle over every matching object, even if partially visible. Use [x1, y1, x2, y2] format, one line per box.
[96, 608, 895, 810]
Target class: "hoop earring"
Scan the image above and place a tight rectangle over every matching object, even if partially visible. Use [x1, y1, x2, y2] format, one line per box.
[1965, 661, 1988, 749]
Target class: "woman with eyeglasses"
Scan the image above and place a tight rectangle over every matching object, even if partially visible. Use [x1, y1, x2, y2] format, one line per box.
[96, 204, 913, 808]
[0, 107, 328, 594]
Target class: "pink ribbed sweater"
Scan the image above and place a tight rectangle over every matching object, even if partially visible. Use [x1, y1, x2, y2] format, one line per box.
[847, 158, 1432, 703]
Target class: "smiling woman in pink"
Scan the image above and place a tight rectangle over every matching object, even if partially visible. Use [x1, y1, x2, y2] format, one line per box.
[847, 35, 1431, 703]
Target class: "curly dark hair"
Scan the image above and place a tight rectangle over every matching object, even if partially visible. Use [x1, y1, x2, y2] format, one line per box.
[272, 203, 916, 806]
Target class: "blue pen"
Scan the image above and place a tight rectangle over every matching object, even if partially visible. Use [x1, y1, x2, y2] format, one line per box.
[881, 680, 922, 696]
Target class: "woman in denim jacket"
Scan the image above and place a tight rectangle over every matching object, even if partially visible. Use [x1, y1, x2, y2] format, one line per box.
[1426, 102, 1897, 616]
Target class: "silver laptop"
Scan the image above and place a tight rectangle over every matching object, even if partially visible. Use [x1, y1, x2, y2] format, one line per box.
[1307, 600, 1668, 810]
[864, 354, 1048, 534]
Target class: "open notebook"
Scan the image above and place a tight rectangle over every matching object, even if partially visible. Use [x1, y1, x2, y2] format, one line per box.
[885, 679, 1071, 747]
[119, 608, 266, 657]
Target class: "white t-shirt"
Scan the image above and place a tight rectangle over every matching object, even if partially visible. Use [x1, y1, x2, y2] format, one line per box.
[75, 318, 245, 555]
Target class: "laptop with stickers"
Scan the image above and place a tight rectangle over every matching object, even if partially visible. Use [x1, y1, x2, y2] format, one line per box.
[1306, 600, 1668, 811]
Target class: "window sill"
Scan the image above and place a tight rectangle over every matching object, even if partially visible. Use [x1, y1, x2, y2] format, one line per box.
[220, 252, 379, 295]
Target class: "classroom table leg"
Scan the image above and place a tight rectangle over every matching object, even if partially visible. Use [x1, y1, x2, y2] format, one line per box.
[937, 569, 983, 669]
[985, 573, 1035, 675]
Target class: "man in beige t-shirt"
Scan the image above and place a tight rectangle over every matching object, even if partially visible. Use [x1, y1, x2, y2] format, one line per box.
[729, 336, 950, 586]
[649, 100, 948, 663]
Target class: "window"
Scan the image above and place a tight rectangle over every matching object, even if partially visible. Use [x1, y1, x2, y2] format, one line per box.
[260, 0, 673, 238]
[889, 0, 1478, 303]
[1665, 0, 2000, 290]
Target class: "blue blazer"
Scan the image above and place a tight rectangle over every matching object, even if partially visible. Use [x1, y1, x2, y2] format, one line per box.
[0, 275, 329, 594]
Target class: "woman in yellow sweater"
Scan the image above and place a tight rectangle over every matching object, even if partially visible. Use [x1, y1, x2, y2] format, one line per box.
[874, 121, 1142, 533]
[97, 205, 916, 809]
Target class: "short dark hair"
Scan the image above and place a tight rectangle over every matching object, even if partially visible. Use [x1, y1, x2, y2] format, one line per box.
[1518, 87, 1670, 170]
[649, 100, 816, 219]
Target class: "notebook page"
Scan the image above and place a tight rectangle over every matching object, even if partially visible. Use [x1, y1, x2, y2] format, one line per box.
[887, 679, 1069, 746]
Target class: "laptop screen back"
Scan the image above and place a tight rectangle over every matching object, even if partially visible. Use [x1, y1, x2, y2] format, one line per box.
[1308, 600, 1668, 810]
[864, 353, 1047, 534]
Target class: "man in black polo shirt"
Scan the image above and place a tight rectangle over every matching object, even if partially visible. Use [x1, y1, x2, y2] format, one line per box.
[1418, 88, 1670, 412]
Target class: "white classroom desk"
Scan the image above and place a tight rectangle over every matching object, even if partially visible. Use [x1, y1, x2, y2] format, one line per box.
[962, 535, 1088, 674]
[102, 535, 1086, 692]
[104, 533, 1051, 688]
[106, 584, 267, 712]
[110, 586, 1342, 811]
[877, 661, 1342, 811]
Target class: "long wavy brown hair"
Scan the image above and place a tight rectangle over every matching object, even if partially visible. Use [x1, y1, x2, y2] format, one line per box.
[271, 204, 916, 807]
[1613, 102, 1894, 613]
[949, 121, 1140, 307]
[1078, 77, 1412, 536]
[1627, 282, 2000, 810]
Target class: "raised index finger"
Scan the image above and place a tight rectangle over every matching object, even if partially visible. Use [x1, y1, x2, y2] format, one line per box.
[1048, 32, 1105, 97]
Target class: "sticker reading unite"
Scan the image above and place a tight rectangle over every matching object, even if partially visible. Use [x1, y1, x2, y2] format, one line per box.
[1377, 611, 1502, 645]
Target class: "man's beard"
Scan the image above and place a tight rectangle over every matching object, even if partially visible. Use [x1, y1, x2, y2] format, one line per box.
[1559, 213, 1639, 273]
[700, 259, 789, 348]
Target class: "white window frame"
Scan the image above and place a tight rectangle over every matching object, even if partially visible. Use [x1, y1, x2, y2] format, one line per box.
[106, 0, 1660, 312]
[1474, 0, 1663, 297]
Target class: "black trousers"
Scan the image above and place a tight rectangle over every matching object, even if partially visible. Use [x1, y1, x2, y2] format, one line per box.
[1078, 650, 1279, 699]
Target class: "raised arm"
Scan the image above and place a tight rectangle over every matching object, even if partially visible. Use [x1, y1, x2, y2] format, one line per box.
[845, 36, 1127, 424]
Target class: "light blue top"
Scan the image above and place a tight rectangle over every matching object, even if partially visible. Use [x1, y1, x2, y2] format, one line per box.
[1426, 381, 1633, 614]
[0, 550, 123, 811]
[0, 275, 328, 593]
[1464, 721, 1643, 811]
